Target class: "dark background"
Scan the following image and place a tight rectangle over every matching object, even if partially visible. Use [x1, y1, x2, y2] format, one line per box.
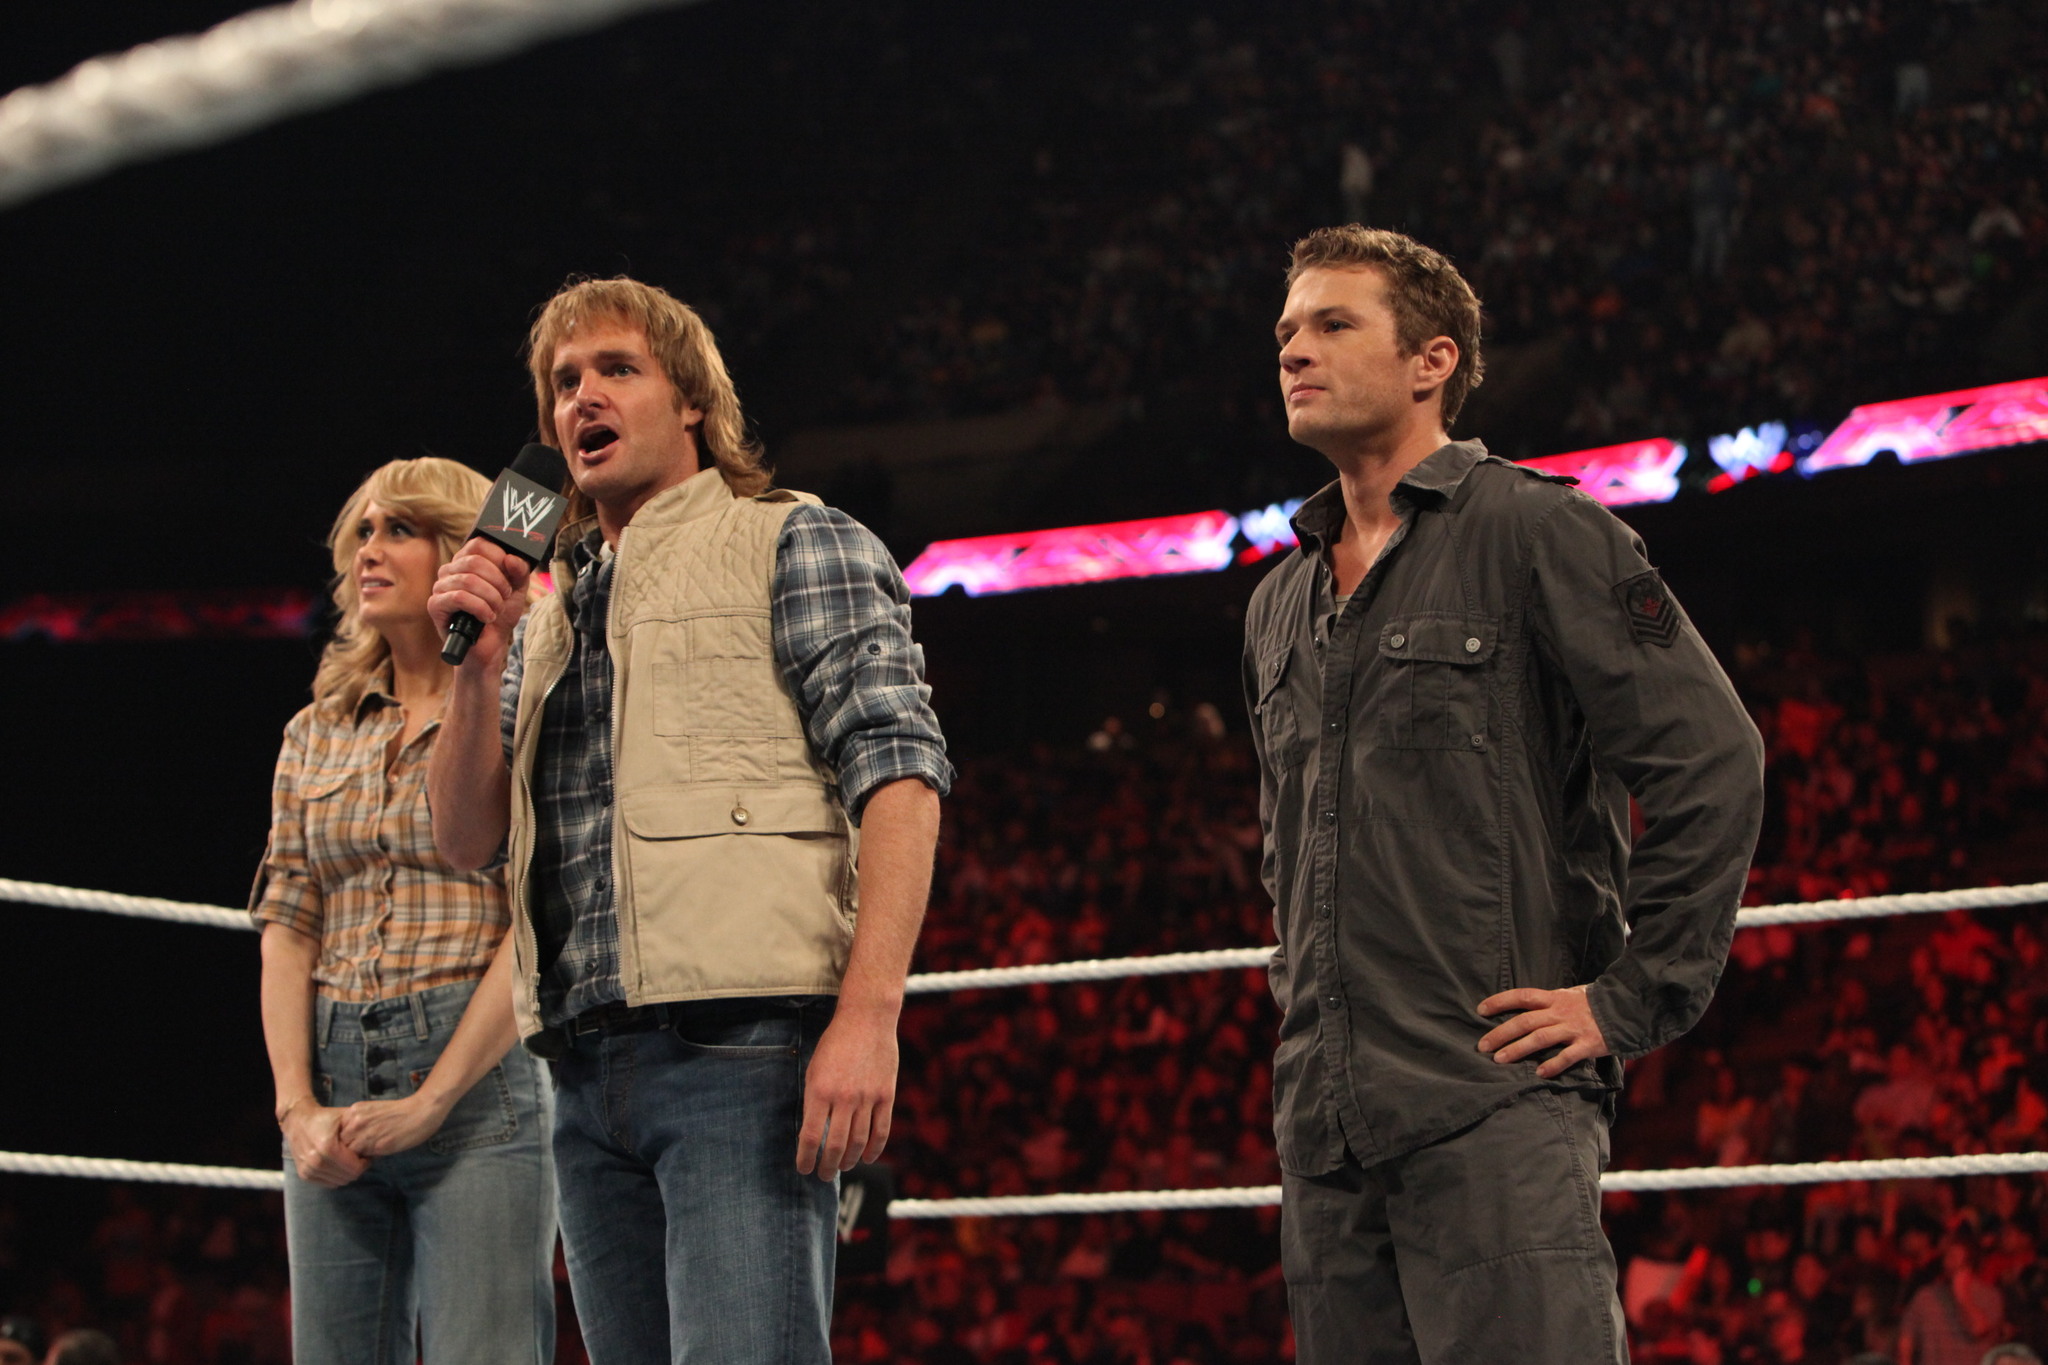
[2, 0, 2044, 1194]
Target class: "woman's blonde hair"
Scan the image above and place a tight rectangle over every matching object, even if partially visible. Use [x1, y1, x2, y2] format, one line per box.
[525, 276, 770, 520]
[313, 457, 492, 713]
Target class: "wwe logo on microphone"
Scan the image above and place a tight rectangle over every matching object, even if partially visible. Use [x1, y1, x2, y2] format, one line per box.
[490, 488, 556, 545]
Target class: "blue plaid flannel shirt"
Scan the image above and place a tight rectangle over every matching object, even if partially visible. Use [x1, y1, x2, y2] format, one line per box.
[501, 504, 954, 1027]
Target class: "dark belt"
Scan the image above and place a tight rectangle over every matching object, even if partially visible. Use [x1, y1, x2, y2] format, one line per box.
[567, 1001, 671, 1037]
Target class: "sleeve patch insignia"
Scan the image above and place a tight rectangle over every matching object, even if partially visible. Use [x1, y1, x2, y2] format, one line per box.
[1614, 570, 1682, 648]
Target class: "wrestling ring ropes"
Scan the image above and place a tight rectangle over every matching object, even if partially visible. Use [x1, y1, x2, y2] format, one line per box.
[4, 0, 2048, 1236]
[7, 875, 2048, 1217]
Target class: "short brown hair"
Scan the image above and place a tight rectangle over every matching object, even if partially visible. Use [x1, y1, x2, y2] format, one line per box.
[526, 276, 770, 499]
[1286, 226, 1485, 428]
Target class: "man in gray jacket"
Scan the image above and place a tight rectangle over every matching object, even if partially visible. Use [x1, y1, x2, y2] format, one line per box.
[1246, 225, 1764, 1363]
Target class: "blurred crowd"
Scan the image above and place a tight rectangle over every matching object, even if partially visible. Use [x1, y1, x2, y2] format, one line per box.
[6, 640, 2046, 1362]
[693, 0, 2048, 485]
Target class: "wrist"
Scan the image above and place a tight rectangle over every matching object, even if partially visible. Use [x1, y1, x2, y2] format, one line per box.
[832, 990, 904, 1025]
[275, 1094, 316, 1125]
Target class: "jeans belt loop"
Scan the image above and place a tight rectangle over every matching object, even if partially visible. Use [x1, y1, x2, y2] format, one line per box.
[408, 992, 430, 1041]
[315, 993, 336, 1049]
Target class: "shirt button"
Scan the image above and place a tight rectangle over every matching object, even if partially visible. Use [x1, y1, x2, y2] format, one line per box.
[1389, 633, 1406, 649]
[1470, 734, 1486, 748]
[1324, 995, 1342, 1009]
[1327, 721, 1340, 732]
[732, 805, 751, 826]
[1323, 811, 1337, 823]
[1465, 637, 1482, 653]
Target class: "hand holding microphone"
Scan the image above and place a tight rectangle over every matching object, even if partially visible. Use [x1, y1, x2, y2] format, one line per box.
[431, 443, 569, 667]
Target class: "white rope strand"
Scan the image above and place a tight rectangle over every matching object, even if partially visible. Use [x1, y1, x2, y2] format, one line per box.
[0, 1150, 284, 1191]
[890, 1152, 2048, 1218]
[7, 879, 2046, 987]
[906, 947, 1276, 995]
[1733, 882, 2048, 928]
[1598, 1151, 2048, 1193]
[0, 879, 252, 931]
[14, 1147, 2039, 1209]
[0, 0, 707, 211]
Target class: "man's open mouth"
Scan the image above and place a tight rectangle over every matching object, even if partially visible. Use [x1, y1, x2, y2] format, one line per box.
[577, 425, 619, 456]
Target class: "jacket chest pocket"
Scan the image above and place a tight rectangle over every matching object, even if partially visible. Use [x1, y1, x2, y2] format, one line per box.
[1254, 644, 1306, 771]
[1374, 614, 1497, 750]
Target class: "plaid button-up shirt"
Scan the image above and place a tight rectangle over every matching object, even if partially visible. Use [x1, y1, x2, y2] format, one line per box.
[501, 502, 954, 1027]
[251, 685, 509, 1002]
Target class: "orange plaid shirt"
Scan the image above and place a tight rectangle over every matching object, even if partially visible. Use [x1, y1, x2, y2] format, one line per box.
[250, 683, 508, 1002]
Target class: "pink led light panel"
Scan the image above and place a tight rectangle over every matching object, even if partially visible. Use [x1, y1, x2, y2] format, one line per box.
[903, 510, 1241, 597]
[1799, 375, 2048, 474]
[1519, 438, 1689, 508]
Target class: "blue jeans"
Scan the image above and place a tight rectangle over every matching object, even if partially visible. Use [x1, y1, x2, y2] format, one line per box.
[283, 980, 557, 1365]
[548, 996, 838, 1365]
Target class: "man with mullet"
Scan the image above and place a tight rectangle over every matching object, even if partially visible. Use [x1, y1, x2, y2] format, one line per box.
[427, 276, 951, 1364]
[1244, 226, 1764, 1362]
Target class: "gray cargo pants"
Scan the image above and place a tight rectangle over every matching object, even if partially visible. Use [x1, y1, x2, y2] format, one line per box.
[1282, 1088, 1628, 1364]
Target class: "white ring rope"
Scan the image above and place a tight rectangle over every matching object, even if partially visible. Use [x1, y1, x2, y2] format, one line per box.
[0, 878, 253, 930]
[0, 0, 707, 211]
[8, 1149, 2047, 1210]
[7, 879, 2048, 989]
[0, 1151, 284, 1192]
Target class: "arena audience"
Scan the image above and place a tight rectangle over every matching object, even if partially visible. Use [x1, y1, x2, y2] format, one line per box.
[5, 639, 2044, 1362]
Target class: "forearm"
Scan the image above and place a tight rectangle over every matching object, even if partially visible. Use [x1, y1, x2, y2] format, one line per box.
[428, 664, 513, 869]
[259, 923, 322, 1117]
[839, 778, 941, 1018]
[413, 932, 521, 1111]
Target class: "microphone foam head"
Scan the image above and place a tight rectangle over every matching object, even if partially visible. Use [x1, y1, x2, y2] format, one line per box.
[510, 443, 567, 485]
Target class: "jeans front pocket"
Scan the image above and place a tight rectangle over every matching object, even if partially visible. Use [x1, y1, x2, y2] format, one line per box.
[416, 1064, 518, 1153]
[671, 1003, 804, 1059]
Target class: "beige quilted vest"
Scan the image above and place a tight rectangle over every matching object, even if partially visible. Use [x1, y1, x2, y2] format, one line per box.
[505, 466, 857, 1043]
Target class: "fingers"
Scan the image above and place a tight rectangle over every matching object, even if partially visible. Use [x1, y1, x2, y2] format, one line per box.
[1488, 1021, 1575, 1067]
[795, 1093, 827, 1177]
[815, 1101, 855, 1180]
[1535, 1040, 1601, 1080]
[1476, 987, 1550, 1017]
[860, 1104, 893, 1167]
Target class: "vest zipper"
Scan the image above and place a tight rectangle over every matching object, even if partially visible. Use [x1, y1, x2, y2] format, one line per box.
[607, 528, 630, 1002]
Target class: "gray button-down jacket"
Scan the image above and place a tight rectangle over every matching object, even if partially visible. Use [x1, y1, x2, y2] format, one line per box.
[1242, 439, 1765, 1176]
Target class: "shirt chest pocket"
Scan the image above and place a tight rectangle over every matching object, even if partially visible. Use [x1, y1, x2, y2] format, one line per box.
[1254, 644, 1306, 771]
[1374, 614, 1497, 751]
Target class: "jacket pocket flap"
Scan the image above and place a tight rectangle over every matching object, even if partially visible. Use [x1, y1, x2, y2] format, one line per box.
[622, 787, 844, 839]
[1378, 614, 1498, 665]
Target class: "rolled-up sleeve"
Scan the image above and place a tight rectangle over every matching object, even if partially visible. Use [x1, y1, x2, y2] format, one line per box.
[772, 504, 954, 822]
[249, 711, 324, 937]
[1529, 492, 1765, 1059]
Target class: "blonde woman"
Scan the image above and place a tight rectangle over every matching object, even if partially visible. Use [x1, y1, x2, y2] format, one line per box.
[252, 457, 555, 1365]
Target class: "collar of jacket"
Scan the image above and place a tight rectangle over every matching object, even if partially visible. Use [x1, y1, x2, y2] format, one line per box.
[1287, 438, 1491, 556]
[548, 464, 760, 582]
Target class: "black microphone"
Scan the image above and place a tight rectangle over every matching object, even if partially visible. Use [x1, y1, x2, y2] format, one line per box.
[441, 443, 570, 665]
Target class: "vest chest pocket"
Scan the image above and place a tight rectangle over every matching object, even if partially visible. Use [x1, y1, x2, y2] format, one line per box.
[1374, 614, 1497, 751]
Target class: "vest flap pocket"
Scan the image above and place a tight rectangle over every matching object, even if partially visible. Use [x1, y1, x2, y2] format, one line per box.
[1378, 614, 1498, 665]
[622, 787, 844, 839]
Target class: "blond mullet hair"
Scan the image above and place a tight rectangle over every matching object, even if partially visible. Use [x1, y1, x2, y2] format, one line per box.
[526, 277, 770, 518]
[313, 457, 492, 714]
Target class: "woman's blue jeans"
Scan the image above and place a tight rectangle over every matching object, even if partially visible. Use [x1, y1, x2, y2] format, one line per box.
[283, 979, 558, 1365]
[547, 995, 839, 1365]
